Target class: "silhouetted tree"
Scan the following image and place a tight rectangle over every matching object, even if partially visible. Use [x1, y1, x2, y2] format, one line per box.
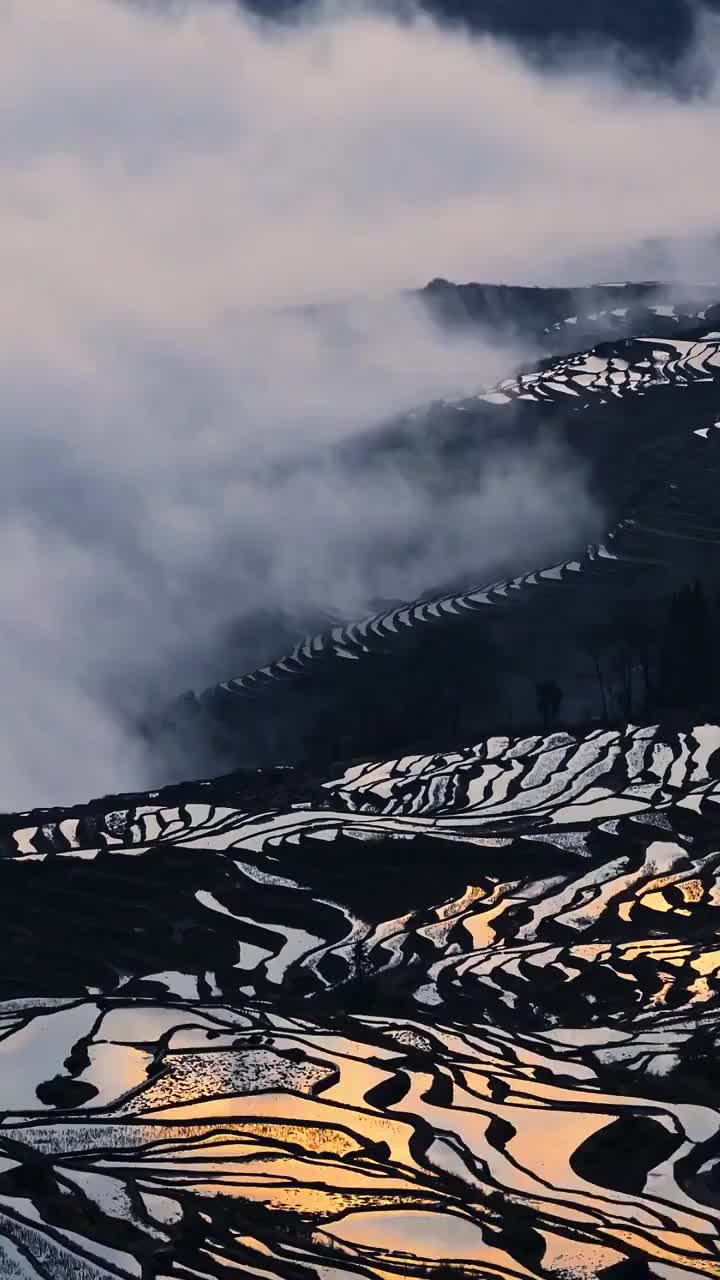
[658, 580, 716, 707]
[578, 622, 611, 722]
[536, 680, 563, 730]
[629, 617, 657, 713]
[608, 614, 659, 719]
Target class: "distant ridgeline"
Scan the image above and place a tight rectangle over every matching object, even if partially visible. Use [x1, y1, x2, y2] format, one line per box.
[417, 279, 716, 351]
[149, 282, 720, 778]
[243, 0, 720, 73]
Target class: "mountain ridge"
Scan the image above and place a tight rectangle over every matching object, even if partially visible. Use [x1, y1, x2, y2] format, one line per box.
[243, 0, 719, 71]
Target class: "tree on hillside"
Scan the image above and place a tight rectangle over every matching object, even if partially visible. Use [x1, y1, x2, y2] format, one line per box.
[578, 613, 660, 724]
[657, 581, 716, 707]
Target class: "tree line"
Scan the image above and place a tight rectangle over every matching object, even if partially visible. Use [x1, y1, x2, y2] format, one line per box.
[577, 580, 718, 724]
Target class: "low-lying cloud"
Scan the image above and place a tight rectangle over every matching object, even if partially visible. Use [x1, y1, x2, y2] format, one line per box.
[0, 0, 717, 809]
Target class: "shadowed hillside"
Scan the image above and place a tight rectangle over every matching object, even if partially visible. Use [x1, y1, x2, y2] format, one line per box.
[151, 289, 720, 777]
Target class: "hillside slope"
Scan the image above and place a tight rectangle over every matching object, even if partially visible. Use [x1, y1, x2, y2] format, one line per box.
[158, 288, 720, 775]
[3, 720, 720, 1276]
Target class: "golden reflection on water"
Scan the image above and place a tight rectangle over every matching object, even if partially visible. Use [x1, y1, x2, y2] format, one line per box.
[318, 1207, 537, 1276]
[188, 1185, 427, 1215]
[649, 974, 675, 1006]
[687, 976, 714, 1003]
[144, 1090, 411, 1154]
[679, 878, 705, 903]
[607, 1228, 720, 1275]
[540, 1230, 623, 1277]
[621, 937, 690, 964]
[135, 1120, 361, 1157]
[639, 890, 674, 914]
[463, 899, 512, 950]
[692, 947, 720, 975]
[102, 1021, 720, 1275]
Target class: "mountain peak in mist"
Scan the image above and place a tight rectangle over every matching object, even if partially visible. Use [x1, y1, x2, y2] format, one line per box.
[243, 0, 719, 71]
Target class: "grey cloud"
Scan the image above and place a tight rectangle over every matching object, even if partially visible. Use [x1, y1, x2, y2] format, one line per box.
[0, 0, 716, 808]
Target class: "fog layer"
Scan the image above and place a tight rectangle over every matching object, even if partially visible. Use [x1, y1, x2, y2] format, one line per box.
[0, 0, 717, 807]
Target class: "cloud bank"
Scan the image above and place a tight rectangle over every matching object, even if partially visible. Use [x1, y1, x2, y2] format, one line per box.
[0, 0, 718, 808]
